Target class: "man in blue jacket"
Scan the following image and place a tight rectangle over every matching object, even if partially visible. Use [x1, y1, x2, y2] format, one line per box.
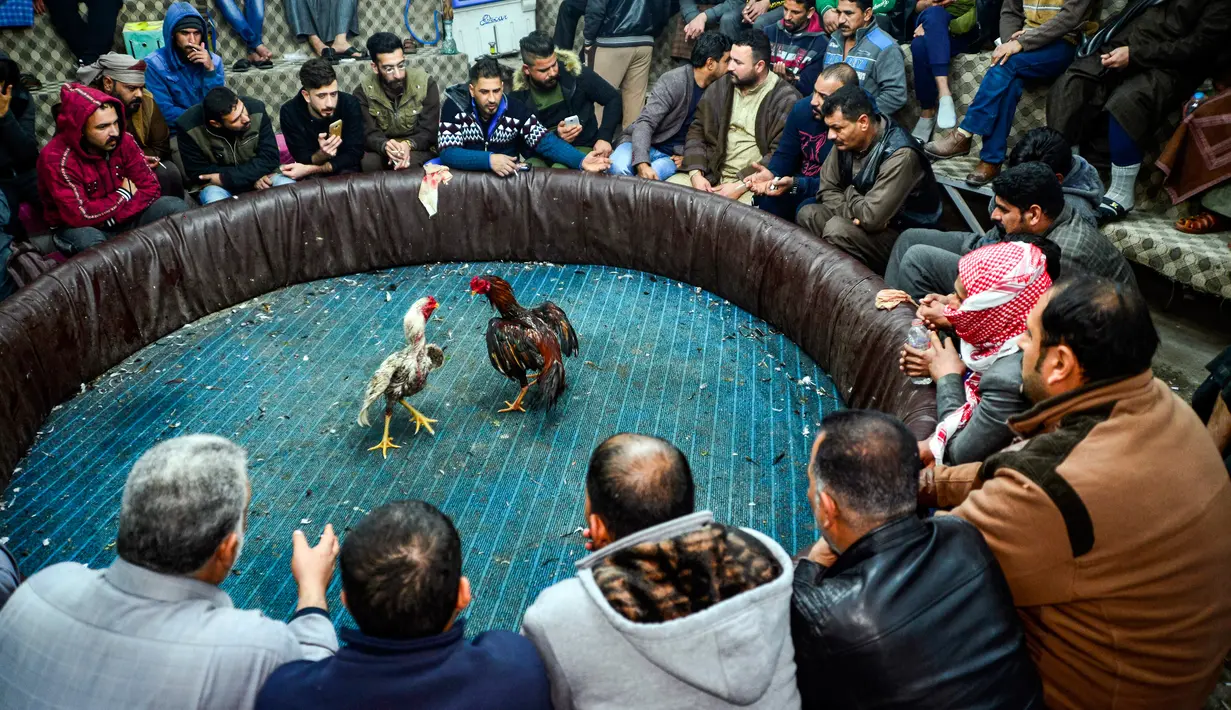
[144, 2, 225, 130]
[822, 0, 907, 115]
[439, 57, 611, 176]
[255, 500, 552, 710]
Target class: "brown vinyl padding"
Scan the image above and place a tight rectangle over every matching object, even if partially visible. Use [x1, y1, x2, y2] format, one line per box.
[0, 170, 937, 488]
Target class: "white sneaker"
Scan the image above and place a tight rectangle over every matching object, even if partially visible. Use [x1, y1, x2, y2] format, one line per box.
[911, 117, 936, 143]
[937, 96, 957, 129]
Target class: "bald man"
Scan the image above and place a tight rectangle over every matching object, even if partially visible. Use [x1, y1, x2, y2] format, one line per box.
[521, 433, 800, 709]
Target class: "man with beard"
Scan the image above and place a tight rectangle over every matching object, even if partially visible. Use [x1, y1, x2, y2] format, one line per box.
[438, 57, 611, 176]
[509, 31, 621, 168]
[670, 29, 800, 204]
[354, 32, 441, 173]
[744, 61, 857, 219]
[79, 53, 184, 199]
[797, 84, 939, 272]
[144, 2, 225, 130]
[822, 0, 907, 115]
[178, 87, 292, 204]
[36, 84, 189, 255]
[279, 58, 366, 179]
[763, 0, 830, 94]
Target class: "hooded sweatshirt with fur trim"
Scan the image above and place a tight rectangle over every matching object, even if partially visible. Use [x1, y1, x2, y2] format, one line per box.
[508, 50, 622, 149]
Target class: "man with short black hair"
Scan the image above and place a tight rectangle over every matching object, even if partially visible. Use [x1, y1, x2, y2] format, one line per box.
[0, 435, 341, 708]
[522, 433, 800, 709]
[355, 32, 440, 173]
[792, 410, 1043, 708]
[144, 3, 225, 129]
[673, 29, 800, 204]
[885, 161, 1132, 301]
[256, 499, 552, 709]
[509, 30, 622, 166]
[798, 84, 940, 272]
[179, 87, 291, 204]
[1006, 126, 1101, 225]
[765, 0, 829, 94]
[922, 279, 1231, 709]
[438, 57, 611, 176]
[610, 31, 731, 180]
[280, 58, 366, 180]
[822, 0, 907, 115]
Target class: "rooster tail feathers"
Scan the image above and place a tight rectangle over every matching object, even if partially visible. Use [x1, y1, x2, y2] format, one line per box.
[539, 360, 567, 410]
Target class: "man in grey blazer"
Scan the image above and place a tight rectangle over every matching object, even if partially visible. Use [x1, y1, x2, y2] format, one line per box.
[610, 31, 732, 180]
[0, 435, 341, 710]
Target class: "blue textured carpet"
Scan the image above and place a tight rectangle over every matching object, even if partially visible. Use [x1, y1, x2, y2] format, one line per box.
[0, 263, 843, 632]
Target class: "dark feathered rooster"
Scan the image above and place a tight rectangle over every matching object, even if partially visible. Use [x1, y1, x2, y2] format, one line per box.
[358, 296, 445, 457]
[469, 275, 579, 412]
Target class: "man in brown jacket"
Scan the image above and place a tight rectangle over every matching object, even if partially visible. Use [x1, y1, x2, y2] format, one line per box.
[920, 277, 1231, 710]
[670, 29, 799, 205]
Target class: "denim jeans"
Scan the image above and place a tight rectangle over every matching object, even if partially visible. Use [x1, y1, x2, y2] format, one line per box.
[200, 174, 295, 204]
[909, 6, 974, 109]
[959, 40, 1076, 164]
[214, 0, 265, 51]
[609, 143, 677, 180]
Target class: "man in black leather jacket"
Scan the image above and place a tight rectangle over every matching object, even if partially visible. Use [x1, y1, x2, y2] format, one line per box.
[790, 409, 1044, 709]
[584, 0, 672, 129]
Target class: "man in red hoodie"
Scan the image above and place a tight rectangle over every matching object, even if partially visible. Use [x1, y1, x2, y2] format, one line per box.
[37, 83, 188, 255]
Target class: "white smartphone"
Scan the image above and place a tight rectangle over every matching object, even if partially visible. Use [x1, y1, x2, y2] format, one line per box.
[563, 115, 581, 127]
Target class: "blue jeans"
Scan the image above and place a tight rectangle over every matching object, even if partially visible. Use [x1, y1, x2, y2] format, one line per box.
[214, 0, 265, 51]
[909, 7, 974, 110]
[959, 40, 1076, 164]
[200, 174, 295, 204]
[609, 143, 677, 180]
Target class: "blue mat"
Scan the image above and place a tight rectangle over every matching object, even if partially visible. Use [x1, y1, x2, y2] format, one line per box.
[0, 263, 843, 632]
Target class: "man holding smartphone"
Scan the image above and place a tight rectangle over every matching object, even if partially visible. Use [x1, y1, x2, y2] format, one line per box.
[144, 2, 225, 131]
[280, 58, 366, 179]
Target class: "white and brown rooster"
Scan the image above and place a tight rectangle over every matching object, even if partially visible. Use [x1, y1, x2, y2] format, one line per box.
[358, 295, 445, 457]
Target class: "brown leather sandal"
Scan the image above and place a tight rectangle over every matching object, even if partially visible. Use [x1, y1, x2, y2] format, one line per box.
[1175, 211, 1230, 235]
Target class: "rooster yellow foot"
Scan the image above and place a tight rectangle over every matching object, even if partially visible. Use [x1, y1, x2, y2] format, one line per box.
[498, 386, 529, 413]
[400, 400, 438, 435]
[367, 414, 401, 458]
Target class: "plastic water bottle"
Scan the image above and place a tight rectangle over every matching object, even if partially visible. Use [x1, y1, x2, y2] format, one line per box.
[1186, 92, 1206, 117]
[906, 320, 933, 386]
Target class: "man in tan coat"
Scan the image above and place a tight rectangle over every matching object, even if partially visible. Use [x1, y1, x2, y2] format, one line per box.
[920, 277, 1231, 710]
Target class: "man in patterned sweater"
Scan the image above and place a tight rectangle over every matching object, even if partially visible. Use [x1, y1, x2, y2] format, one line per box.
[438, 58, 611, 177]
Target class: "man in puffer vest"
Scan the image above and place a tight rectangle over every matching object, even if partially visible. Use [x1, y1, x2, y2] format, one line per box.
[822, 0, 908, 115]
[798, 84, 940, 272]
[354, 32, 440, 172]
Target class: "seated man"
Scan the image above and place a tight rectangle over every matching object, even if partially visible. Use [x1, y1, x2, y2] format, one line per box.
[37, 84, 189, 255]
[763, 0, 828, 94]
[822, 0, 907, 116]
[908, 0, 979, 141]
[439, 58, 610, 176]
[798, 84, 940, 272]
[921, 279, 1231, 709]
[744, 62, 857, 220]
[510, 31, 621, 167]
[144, 2, 225, 129]
[681, 0, 790, 40]
[1046, 0, 1231, 220]
[0, 435, 341, 707]
[280, 58, 366, 180]
[179, 87, 292, 204]
[0, 539, 17, 609]
[793, 410, 1043, 708]
[0, 52, 39, 237]
[672, 29, 800, 204]
[924, 0, 1096, 186]
[1006, 126, 1101, 226]
[611, 31, 731, 180]
[885, 161, 1133, 301]
[80, 52, 184, 199]
[522, 433, 800, 708]
[256, 500, 551, 709]
[354, 32, 440, 173]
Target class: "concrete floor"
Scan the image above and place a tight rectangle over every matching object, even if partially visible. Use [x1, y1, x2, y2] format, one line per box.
[1138, 269, 1231, 400]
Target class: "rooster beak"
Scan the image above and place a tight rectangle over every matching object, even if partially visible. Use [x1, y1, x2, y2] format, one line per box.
[469, 290, 478, 297]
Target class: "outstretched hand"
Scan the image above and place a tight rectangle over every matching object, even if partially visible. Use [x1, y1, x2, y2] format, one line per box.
[291, 524, 339, 611]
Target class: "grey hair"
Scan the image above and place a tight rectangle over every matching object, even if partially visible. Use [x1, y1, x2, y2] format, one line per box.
[116, 434, 249, 575]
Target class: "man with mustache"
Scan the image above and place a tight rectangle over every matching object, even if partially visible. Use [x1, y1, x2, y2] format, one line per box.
[36, 84, 189, 255]
[763, 0, 830, 93]
[143, 3, 225, 130]
[354, 32, 441, 173]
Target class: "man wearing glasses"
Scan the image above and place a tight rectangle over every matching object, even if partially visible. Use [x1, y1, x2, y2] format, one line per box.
[354, 32, 441, 172]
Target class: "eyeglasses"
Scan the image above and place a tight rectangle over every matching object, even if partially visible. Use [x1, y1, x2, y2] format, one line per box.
[378, 61, 406, 75]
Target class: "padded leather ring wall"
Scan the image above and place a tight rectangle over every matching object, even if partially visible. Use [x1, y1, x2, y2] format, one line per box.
[0, 170, 938, 487]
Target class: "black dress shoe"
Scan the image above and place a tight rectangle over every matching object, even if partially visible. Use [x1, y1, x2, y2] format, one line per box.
[320, 47, 339, 65]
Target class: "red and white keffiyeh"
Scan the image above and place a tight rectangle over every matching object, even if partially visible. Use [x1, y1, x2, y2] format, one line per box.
[927, 241, 1052, 461]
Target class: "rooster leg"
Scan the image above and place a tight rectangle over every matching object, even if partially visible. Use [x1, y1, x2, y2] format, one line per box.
[366, 412, 401, 458]
[399, 400, 438, 435]
[498, 386, 530, 413]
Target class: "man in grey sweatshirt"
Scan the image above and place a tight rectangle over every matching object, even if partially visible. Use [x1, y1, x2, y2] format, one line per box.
[521, 434, 801, 710]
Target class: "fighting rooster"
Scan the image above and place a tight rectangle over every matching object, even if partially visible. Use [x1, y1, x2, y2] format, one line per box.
[358, 296, 445, 457]
[469, 275, 579, 413]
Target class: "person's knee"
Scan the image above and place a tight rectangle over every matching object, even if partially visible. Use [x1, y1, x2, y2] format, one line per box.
[56, 227, 107, 253]
[198, 185, 231, 204]
[609, 144, 635, 176]
[719, 12, 743, 38]
[150, 196, 190, 218]
[270, 174, 297, 187]
[157, 162, 185, 199]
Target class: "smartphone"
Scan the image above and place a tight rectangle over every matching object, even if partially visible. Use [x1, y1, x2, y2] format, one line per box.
[328, 120, 343, 138]
[563, 115, 581, 127]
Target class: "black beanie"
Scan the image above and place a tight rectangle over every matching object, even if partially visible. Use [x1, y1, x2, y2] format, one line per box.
[173, 14, 205, 36]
